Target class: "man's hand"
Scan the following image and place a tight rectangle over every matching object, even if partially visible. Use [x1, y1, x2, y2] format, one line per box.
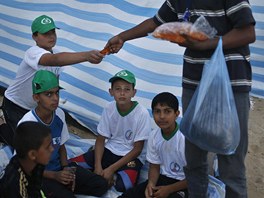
[104, 35, 124, 54]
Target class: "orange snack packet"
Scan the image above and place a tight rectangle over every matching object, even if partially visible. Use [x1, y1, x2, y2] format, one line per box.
[100, 47, 111, 55]
[152, 22, 192, 43]
[152, 21, 209, 44]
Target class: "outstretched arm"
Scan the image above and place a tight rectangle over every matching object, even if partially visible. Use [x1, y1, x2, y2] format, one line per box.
[105, 18, 159, 54]
[38, 50, 105, 66]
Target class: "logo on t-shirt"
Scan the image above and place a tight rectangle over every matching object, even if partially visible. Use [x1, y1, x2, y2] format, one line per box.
[52, 137, 61, 146]
[170, 162, 181, 172]
[125, 130, 133, 140]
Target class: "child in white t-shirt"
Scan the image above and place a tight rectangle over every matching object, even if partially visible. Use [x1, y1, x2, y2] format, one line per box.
[71, 70, 152, 192]
[2, 14, 104, 135]
[119, 92, 188, 198]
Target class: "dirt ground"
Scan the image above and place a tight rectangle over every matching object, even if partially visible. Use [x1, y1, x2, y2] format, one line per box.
[1, 93, 263, 197]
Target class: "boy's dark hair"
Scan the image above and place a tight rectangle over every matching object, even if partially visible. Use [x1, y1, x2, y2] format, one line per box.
[151, 92, 179, 111]
[14, 121, 51, 159]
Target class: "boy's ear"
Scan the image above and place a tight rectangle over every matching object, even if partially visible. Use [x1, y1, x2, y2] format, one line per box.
[132, 89, 137, 97]
[32, 34, 37, 42]
[176, 110, 180, 117]
[109, 88, 113, 96]
[33, 94, 39, 102]
[28, 150, 37, 161]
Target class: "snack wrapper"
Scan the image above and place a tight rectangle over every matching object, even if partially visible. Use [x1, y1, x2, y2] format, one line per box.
[152, 15, 217, 44]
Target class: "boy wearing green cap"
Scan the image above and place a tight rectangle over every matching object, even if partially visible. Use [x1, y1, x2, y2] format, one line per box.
[18, 70, 108, 198]
[2, 14, 105, 138]
[71, 70, 152, 192]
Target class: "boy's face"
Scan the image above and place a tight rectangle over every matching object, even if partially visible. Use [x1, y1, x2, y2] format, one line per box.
[33, 87, 60, 112]
[34, 134, 54, 165]
[152, 103, 180, 134]
[32, 29, 57, 51]
[109, 79, 136, 106]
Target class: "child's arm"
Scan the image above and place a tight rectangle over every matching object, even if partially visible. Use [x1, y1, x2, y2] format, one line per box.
[145, 163, 160, 198]
[39, 50, 104, 66]
[102, 140, 144, 182]
[59, 144, 68, 168]
[94, 135, 106, 176]
[43, 169, 74, 186]
[43, 145, 74, 185]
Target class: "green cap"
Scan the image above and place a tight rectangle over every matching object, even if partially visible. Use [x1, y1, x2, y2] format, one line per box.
[32, 70, 63, 94]
[109, 70, 136, 86]
[31, 15, 58, 34]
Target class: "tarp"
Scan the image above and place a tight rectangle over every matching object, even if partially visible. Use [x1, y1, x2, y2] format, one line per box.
[0, 0, 263, 133]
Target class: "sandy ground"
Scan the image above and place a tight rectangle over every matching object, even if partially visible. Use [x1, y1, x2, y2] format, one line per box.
[1, 93, 263, 197]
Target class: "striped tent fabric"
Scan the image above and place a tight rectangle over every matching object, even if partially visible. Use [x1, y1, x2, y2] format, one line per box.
[0, 0, 263, 133]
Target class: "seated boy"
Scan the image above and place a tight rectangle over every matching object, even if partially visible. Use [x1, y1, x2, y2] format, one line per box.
[72, 70, 152, 192]
[119, 92, 188, 198]
[0, 121, 53, 198]
[18, 70, 108, 197]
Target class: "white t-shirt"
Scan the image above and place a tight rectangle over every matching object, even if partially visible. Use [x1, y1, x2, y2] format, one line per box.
[4, 46, 63, 110]
[97, 101, 152, 164]
[146, 127, 186, 180]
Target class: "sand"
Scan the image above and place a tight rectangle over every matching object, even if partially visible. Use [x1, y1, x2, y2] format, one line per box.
[1, 94, 263, 197]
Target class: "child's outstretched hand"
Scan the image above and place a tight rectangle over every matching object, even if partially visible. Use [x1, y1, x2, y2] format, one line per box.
[86, 50, 105, 64]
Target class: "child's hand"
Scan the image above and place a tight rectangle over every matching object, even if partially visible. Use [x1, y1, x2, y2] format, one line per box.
[55, 169, 75, 185]
[94, 166, 104, 176]
[86, 50, 105, 64]
[102, 167, 115, 186]
[151, 186, 171, 198]
[145, 183, 155, 198]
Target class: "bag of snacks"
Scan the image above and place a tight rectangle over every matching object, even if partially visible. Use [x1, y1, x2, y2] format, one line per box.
[152, 15, 217, 44]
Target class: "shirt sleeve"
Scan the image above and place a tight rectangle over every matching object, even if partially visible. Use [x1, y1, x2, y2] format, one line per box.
[56, 108, 69, 145]
[24, 46, 51, 70]
[225, 0, 255, 28]
[153, 0, 178, 25]
[97, 105, 111, 138]
[146, 130, 161, 164]
[134, 108, 152, 142]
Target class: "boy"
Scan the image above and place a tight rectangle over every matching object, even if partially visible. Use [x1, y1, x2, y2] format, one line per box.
[73, 70, 152, 192]
[0, 121, 54, 198]
[18, 70, 108, 197]
[2, 14, 105, 136]
[119, 92, 188, 198]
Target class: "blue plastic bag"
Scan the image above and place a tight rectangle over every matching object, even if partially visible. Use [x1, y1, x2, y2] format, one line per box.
[180, 38, 240, 155]
[208, 175, 226, 198]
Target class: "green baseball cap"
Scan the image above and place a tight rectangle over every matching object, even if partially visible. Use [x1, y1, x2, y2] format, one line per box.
[32, 70, 63, 94]
[31, 15, 58, 34]
[109, 70, 136, 86]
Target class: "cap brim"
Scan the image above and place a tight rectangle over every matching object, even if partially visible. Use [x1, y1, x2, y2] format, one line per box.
[38, 26, 60, 34]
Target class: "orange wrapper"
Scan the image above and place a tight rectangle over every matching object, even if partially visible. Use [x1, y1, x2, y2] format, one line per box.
[100, 47, 111, 55]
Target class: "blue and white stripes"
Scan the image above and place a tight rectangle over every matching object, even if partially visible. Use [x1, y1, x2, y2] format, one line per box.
[0, 0, 263, 133]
